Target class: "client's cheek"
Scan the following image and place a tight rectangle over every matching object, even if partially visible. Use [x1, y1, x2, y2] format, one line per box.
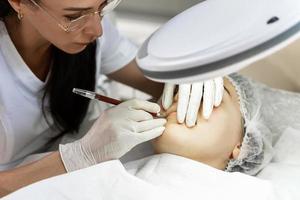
[196, 104, 225, 124]
[166, 112, 178, 124]
[152, 124, 188, 153]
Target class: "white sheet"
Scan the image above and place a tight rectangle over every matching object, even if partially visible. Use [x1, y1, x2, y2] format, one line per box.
[257, 127, 300, 199]
[3, 153, 276, 200]
[3, 128, 300, 200]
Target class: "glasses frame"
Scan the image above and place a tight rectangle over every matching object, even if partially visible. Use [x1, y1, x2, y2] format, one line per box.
[28, 0, 121, 32]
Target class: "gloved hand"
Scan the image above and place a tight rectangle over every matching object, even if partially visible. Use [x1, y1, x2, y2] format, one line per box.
[59, 99, 166, 172]
[161, 77, 224, 127]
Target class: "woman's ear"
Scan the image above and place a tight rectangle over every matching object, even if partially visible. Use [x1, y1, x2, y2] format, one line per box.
[7, 0, 22, 13]
[230, 143, 241, 159]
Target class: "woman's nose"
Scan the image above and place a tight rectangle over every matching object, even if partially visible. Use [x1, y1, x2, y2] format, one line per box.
[84, 14, 103, 38]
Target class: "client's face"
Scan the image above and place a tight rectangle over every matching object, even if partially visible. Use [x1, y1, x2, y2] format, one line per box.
[152, 78, 243, 169]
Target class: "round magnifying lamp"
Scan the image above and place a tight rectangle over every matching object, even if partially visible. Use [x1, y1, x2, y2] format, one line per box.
[136, 0, 300, 84]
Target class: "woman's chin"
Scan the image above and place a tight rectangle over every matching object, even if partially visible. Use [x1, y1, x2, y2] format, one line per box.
[60, 43, 88, 54]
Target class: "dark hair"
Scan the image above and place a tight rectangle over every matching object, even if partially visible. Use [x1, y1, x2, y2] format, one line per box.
[0, 1, 96, 135]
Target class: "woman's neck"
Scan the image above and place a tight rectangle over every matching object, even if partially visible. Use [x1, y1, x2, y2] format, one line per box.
[4, 15, 52, 82]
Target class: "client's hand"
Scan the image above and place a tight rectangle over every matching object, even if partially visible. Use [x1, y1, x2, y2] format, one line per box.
[59, 99, 167, 172]
[161, 77, 224, 127]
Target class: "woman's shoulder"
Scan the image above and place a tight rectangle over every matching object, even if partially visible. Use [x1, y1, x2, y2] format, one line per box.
[0, 20, 7, 37]
[0, 103, 8, 135]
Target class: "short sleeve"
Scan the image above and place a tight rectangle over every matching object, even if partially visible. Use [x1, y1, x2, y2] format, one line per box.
[0, 116, 8, 162]
[0, 118, 6, 143]
[97, 17, 138, 75]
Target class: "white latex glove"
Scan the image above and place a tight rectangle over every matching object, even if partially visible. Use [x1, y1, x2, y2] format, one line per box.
[162, 77, 224, 127]
[59, 99, 166, 172]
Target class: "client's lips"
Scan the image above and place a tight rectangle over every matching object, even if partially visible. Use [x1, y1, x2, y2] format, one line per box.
[164, 105, 177, 116]
[167, 111, 177, 119]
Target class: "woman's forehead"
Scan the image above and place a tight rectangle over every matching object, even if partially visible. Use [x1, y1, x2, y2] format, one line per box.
[42, 0, 104, 8]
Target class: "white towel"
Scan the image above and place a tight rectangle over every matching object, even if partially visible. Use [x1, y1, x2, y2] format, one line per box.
[4, 153, 276, 200]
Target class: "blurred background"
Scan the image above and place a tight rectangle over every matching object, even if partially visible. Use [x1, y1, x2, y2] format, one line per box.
[99, 0, 300, 103]
[113, 0, 202, 45]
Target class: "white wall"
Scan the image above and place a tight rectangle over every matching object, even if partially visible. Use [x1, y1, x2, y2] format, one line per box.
[113, 0, 203, 46]
[116, 0, 203, 17]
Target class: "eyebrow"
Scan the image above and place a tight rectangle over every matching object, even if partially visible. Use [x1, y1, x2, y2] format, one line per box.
[64, 7, 93, 11]
[63, 1, 108, 12]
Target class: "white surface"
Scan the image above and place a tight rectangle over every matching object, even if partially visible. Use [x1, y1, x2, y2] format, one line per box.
[4, 154, 276, 200]
[114, 12, 168, 46]
[257, 127, 300, 199]
[136, 0, 300, 83]
[116, 0, 200, 17]
[4, 126, 300, 199]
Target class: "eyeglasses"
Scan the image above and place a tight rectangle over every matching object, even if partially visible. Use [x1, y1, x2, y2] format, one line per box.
[28, 0, 122, 32]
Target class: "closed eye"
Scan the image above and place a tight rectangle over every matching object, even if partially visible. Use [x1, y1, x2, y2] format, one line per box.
[64, 0, 108, 21]
[224, 87, 231, 97]
[64, 15, 82, 21]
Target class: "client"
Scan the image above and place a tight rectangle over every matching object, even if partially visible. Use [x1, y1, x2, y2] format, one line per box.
[151, 73, 274, 175]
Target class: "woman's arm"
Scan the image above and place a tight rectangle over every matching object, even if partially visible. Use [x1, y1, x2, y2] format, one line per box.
[107, 59, 164, 100]
[0, 152, 66, 197]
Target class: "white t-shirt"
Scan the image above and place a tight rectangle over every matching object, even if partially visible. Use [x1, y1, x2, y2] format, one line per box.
[0, 18, 138, 171]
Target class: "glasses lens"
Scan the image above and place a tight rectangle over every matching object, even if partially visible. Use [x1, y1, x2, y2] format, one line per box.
[67, 16, 89, 32]
[101, 0, 122, 16]
[65, 0, 122, 32]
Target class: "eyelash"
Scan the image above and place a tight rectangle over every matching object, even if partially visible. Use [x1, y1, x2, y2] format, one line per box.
[224, 87, 230, 94]
[65, 15, 81, 21]
[64, 1, 108, 21]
